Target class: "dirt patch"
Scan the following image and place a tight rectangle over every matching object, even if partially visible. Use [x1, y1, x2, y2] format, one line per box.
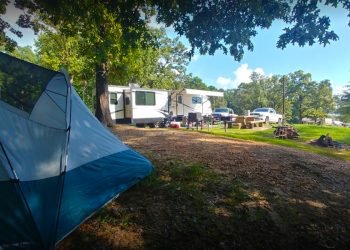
[116, 125, 349, 188]
[116, 126, 350, 247]
[58, 125, 350, 249]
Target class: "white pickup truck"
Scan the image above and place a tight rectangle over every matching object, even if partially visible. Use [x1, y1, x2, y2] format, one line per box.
[251, 108, 283, 123]
[212, 107, 237, 122]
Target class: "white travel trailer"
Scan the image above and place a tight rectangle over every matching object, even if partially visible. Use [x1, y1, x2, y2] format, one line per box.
[108, 85, 169, 127]
[108, 85, 224, 126]
[169, 88, 224, 117]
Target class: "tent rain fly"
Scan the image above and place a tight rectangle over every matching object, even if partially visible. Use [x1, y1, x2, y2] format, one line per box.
[0, 52, 153, 249]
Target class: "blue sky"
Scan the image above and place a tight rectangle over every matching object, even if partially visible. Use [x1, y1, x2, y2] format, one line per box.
[182, 6, 350, 95]
[3, 3, 349, 95]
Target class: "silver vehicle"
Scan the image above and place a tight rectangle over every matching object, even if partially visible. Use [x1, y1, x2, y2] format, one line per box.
[251, 108, 282, 123]
[212, 107, 236, 122]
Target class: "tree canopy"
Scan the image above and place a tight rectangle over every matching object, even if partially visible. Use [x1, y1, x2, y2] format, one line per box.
[1, 1, 350, 58]
[0, 0, 349, 125]
[225, 70, 335, 123]
[33, 27, 191, 109]
[152, 0, 350, 60]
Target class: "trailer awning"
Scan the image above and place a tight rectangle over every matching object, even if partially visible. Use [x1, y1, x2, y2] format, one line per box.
[184, 89, 224, 97]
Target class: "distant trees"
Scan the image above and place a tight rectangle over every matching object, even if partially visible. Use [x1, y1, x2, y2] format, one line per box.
[337, 85, 350, 122]
[6, 45, 38, 63]
[123, 31, 190, 90]
[303, 80, 335, 123]
[225, 70, 335, 123]
[32, 27, 192, 109]
[1, 0, 349, 126]
[35, 31, 96, 109]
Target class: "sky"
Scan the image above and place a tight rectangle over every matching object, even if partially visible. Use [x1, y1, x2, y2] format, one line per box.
[2, 3, 350, 95]
[182, 6, 350, 95]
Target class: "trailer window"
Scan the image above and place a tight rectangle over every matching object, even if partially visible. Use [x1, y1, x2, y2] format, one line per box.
[135, 91, 155, 105]
[192, 96, 202, 104]
[109, 92, 118, 105]
[177, 95, 182, 104]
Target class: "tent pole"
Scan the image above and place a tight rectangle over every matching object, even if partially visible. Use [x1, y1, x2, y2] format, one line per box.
[52, 78, 72, 250]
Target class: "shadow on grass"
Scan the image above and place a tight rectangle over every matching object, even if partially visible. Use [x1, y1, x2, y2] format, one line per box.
[57, 156, 350, 250]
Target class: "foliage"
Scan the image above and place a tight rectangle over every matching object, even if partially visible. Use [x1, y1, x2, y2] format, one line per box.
[33, 27, 192, 109]
[4, 45, 38, 63]
[2, 1, 349, 59]
[1, 0, 349, 125]
[303, 80, 335, 122]
[227, 74, 290, 117]
[225, 70, 335, 122]
[183, 74, 208, 90]
[12, 0, 157, 126]
[337, 85, 350, 122]
[287, 72, 335, 123]
[109, 28, 190, 90]
[153, 0, 350, 60]
[35, 31, 96, 109]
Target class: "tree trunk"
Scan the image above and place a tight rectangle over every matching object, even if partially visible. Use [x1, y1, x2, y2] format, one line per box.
[95, 61, 114, 127]
[298, 96, 303, 123]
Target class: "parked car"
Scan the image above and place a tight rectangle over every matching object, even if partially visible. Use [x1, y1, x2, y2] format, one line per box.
[251, 108, 282, 123]
[212, 107, 237, 122]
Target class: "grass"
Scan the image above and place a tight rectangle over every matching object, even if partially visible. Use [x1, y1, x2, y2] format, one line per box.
[198, 124, 350, 161]
[59, 160, 281, 249]
[58, 156, 350, 249]
[57, 125, 350, 249]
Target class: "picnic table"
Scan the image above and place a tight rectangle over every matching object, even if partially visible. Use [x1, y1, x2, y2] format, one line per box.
[224, 116, 264, 131]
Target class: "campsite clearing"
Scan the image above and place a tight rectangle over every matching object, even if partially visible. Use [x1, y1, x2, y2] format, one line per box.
[58, 125, 350, 249]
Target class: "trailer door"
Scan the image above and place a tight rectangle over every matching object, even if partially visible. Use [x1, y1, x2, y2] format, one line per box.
[109, 91, 125, 120]
[124, 91, 132, 119]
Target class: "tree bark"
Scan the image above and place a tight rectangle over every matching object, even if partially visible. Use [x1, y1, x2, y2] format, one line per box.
[298, 96, 303, 123]
[95, 61, 114, 127]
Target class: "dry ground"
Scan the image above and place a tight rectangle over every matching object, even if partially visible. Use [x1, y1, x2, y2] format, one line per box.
[59, 125, 350, 250]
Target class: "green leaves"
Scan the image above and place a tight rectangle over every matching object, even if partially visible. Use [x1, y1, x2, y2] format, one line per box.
[224, 70, 335, 122]
[337, 85, 350, 122]
[153, 0, 347, 60]
[1, 0, 349, 61]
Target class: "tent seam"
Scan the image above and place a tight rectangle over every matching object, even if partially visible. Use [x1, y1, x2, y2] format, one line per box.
[45, 89, 68, 98]
[43, 91, 66, 113]
[0, 142, 46, 249]
[52, 77, 72, 249]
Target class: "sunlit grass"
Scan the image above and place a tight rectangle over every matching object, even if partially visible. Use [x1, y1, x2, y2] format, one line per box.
[197, 124, 350, 162]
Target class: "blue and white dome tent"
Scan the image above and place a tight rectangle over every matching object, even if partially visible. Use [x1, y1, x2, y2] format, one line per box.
[0, 52, 153, 249]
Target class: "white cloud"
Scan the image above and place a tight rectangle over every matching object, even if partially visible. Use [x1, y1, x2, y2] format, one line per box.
[233, 64, 266, 85]
[171, 68, 180, 75]
[191, 54, 200, 62]
[216, 77, 235, 87]
[254, 67, 265, 76]
[214, 64, 268, 89]
[333, 85, 347, 95]
[147, 16, 166, 29]
[233, 64, 252, 85]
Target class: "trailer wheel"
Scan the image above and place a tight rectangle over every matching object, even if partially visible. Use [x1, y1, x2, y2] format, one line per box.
[148, 122, 160, 128]
[136, 123, 145, 128]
